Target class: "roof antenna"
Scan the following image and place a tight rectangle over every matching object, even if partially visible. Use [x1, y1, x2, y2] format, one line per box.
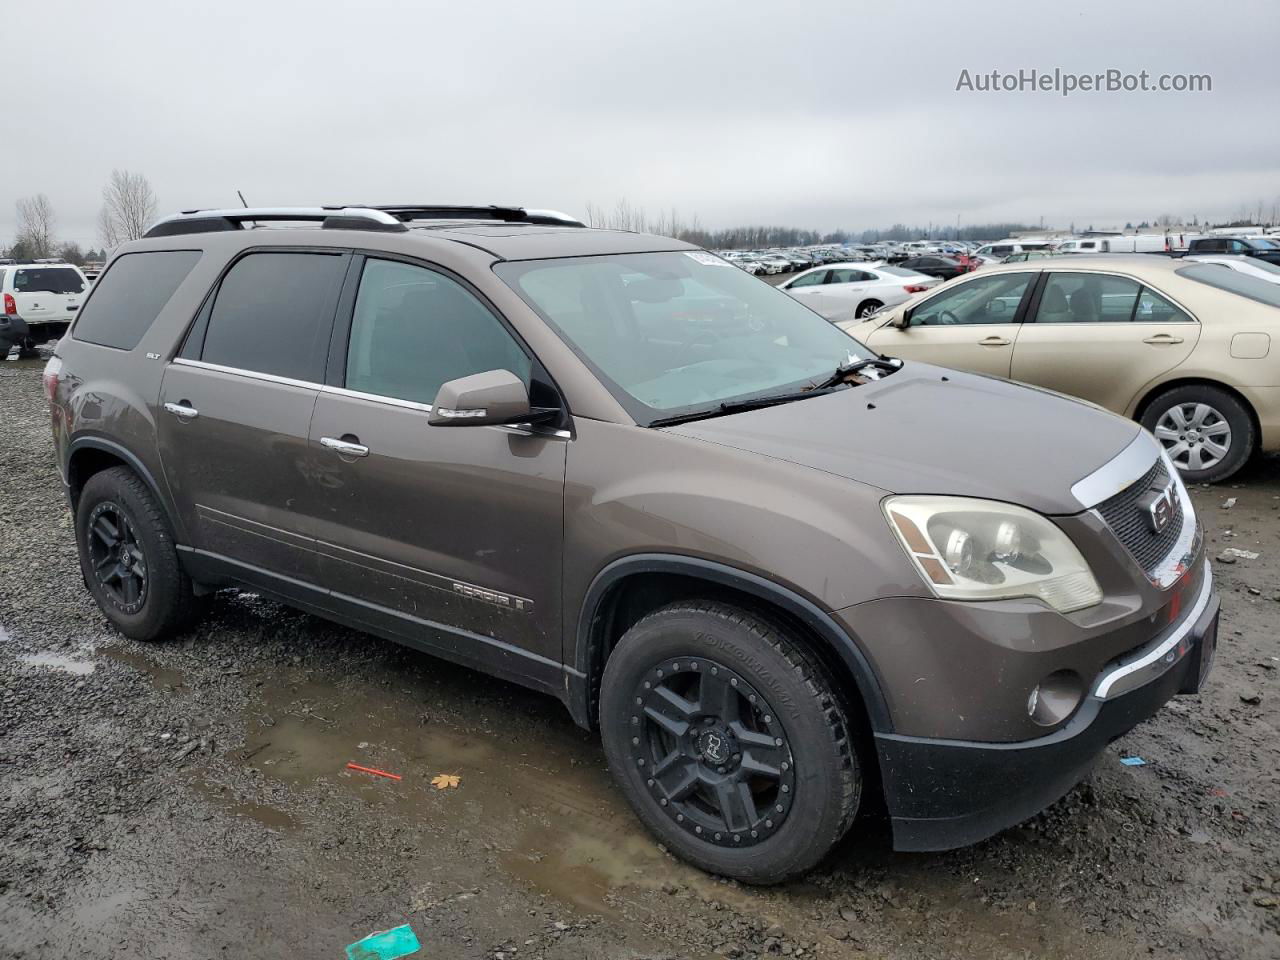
[236, 190, 257, 228]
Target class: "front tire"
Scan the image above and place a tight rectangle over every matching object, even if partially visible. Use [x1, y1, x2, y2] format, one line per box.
[76, 467, 203, 641]
[600, 601, 861, 884]
[1141, 385, 1254, 484]
[854, 299, 883, 320]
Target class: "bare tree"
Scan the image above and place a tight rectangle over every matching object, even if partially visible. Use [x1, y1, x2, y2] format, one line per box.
[98, 169, 158, 248]
[16, 194, 57, 259]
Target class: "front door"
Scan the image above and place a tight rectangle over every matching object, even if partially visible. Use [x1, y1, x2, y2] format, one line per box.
[1010, 271, 1199, 414]
[306, 256, 567, 666]
[865, 271, 1036, 377]
[157, 249, 349, 582]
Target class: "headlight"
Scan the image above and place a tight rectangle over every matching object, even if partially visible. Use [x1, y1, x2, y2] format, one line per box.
[883, 496, 1102, 613]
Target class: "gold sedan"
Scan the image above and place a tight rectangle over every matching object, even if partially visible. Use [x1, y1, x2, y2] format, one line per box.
[841, 255, 1280, 482]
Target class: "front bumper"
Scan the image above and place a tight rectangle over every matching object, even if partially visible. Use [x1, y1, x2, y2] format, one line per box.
[877, 561, 1218, 852]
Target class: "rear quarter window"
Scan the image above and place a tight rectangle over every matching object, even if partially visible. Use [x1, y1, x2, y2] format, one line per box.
[1176, 263, 1280, 309]
[72, 251, 202, 350]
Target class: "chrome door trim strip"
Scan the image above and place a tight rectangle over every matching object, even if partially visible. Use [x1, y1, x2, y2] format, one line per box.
[170, 357, 322, 391]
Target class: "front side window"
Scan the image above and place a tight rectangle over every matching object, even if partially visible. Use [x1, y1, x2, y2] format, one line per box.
[909, 272, 1033, 326]
[1033, 274, 1140, 323]
[787, 270, 827, 289]
[495, 251, 872, 424]
[13, 267, 84, 295]
[200, 251, 347, 382]
[345, 258, 530, 406]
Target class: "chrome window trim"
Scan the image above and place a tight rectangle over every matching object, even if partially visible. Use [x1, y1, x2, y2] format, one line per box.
[171, 361, 570, 439]
[320, 384, 571, 440]
[1070, 431, 1161, 509]
[169, 357, 321, 390]
[1092, 559, 1213, 700]
[321, 383, 434, 413]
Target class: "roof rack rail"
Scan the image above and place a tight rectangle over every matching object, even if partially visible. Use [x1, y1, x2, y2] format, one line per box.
[357, 205, 585, 227]
[144, 204, 586, 238]
[144, 206, 407, 238]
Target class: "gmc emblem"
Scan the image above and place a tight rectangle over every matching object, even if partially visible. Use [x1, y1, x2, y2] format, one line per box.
[1140, 484, 1176, 534]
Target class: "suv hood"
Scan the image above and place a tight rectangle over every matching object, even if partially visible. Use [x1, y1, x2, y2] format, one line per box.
[665, 362, 1142, 515]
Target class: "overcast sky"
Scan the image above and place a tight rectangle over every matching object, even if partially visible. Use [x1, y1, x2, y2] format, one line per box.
[4, 0, 1278, 246]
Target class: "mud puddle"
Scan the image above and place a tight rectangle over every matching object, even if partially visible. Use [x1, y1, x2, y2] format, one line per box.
[98, 644, 189, 691]
[226, 669, 724, 918]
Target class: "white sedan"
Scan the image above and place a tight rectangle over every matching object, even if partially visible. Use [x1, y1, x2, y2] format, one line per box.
[777, 262, 941, 321]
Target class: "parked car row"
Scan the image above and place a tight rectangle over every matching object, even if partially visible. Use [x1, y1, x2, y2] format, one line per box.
[840, 254, 1280, 483]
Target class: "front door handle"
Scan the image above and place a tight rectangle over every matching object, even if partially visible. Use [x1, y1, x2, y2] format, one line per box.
[163, 401, 199, 421]
[1143, 334, 1184, 345]
[320, 436, 370, 458]
[979, 335, 1012, 346]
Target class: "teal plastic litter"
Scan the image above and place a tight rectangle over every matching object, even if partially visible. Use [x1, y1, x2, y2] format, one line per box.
[345, 924, 421, 960]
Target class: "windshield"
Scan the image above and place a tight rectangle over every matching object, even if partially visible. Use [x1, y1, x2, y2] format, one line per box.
[495, 251, 874, 425]
[14, 267, 84, 295]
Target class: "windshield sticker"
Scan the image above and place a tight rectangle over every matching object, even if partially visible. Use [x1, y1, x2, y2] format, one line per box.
[684, 251, 731, 267]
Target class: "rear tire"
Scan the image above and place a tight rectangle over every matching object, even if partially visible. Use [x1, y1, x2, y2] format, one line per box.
[599, 601, 861, 884]
[76, 467, 204, 641]
[1140, 384, 1253, 484]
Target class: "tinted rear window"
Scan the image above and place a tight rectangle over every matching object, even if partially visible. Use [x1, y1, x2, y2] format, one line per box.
[72, 252, 201, 350]
[199, 251, 346, 382]
[14, 267, 84, 295]
[1177, 263, 1280, 309]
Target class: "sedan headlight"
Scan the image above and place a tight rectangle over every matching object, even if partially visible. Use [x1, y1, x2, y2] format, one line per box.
[883, 496, 1102, 613]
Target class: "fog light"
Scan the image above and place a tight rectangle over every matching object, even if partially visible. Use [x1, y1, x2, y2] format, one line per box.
[1027, 670, 1084, 727]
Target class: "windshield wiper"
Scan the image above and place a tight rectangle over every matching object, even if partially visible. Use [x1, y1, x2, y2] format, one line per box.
[649, 387, 838, 428]
[810, 356, 901, 390]
[648, 358, 902, 429]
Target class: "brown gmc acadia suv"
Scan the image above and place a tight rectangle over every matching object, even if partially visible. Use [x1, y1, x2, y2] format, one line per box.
[46, 204, 1219, 883]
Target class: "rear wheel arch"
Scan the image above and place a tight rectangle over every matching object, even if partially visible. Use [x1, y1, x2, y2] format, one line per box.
[67, 438, 183, 537]
[1133, 377, 1261, 448]
[572, 555, 892, 738]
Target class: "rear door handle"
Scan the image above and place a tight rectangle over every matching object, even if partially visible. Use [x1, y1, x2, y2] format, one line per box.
[163, 401, 199, 421]
[979, 335, 1012, 346]
[1143, 334, 1184, 345]
[320, 436, 370, 458]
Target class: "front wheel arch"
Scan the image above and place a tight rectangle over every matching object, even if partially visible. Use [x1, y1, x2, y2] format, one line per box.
[571, 555, 892, 737]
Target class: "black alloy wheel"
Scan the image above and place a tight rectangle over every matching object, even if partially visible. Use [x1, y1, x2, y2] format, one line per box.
[630, 657, 796, 846]
[86, 501, 148, 613]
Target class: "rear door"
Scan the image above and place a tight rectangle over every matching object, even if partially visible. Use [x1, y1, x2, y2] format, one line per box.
[158, 249, 349, 584]
[306, 255, 567, 665]
[864, 271, 1036, 377]
[1010, 271, 1199, 413]
[10, 266, 86, 329]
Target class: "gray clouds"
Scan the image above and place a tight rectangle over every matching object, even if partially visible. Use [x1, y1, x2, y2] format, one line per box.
[4, 0, 1277, 245]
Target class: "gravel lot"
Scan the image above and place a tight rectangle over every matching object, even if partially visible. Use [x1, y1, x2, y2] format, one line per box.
[1, 356, 1277, 959]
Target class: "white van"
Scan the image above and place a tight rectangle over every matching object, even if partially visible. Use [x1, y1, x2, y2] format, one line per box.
[973, 240, 1055, 259]
[1058, 235, 1168, 254]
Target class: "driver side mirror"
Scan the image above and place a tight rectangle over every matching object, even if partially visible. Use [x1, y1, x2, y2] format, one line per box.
[894, 311, 912, 330]
[429, 369, 533, 427]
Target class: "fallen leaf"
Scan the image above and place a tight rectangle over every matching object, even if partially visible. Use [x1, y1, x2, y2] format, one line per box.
[431, 773, 461, 790]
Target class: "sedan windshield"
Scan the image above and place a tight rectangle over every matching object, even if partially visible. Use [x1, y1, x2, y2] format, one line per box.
[495, 251, 874, 425]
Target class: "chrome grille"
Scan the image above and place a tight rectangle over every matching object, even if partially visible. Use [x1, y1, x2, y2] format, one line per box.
[1096, 461, 1184, 575]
